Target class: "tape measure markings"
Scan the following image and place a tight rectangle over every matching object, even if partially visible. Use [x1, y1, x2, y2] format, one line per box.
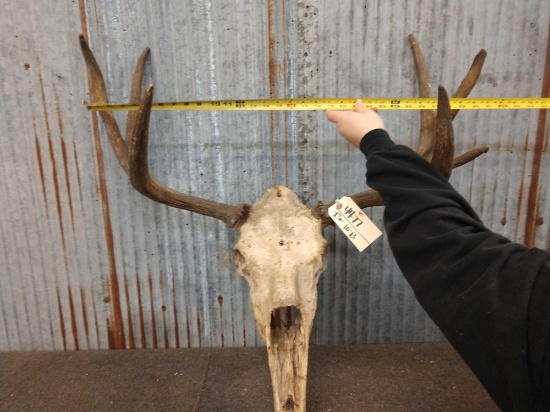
[87, 97, 550, 111]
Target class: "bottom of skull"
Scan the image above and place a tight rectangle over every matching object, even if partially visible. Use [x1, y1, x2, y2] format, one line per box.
[283, 395, 295, 410]
[265, 305, 310, 411]
[270, 306, 300, 332]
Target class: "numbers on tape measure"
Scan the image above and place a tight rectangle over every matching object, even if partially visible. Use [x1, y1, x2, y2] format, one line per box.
[87, 97, 550, 112]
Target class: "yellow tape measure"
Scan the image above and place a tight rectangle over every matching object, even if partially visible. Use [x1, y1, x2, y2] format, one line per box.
[87, 97, 550, 112]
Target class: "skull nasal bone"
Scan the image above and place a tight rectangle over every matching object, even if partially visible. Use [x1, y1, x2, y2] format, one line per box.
[272, 276, 300, 308]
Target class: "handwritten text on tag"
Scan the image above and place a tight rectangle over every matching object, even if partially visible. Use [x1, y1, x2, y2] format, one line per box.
[328, 196, 383, 252]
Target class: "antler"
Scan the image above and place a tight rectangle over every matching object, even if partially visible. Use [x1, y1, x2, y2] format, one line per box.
[79, 35, 249, 228]
[314, 34, 489, 226]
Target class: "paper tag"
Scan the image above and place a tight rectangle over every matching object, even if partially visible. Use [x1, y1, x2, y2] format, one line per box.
[328, 196, 383, 252]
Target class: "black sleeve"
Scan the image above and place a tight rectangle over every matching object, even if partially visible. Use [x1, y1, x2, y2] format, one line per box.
[360, 129, 550, 412]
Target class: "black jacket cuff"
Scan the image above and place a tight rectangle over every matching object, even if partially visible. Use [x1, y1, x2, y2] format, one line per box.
[359, 129, 395, 159]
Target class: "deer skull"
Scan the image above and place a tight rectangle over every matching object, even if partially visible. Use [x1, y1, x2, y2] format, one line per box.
[80, 33, 488, 411]
[235, 186, 327, 411]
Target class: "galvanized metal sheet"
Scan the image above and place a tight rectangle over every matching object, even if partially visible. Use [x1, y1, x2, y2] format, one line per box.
[0, 0, 548, 350]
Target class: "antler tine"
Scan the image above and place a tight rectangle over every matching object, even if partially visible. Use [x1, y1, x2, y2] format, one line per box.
[408, 35, 488, 165]
[431, 86, 455, 179]
[451, 49, 487, 119]
[408, 34, 437, 161]
[317, 36, 490, 228]
[81, 35, 249, 228]
[125, 47, 150, 146]
[408, 34, 432, 98]
[453, 145, 489, 168]
[79, 35, 129, 173]
[127, 82, 250, 228]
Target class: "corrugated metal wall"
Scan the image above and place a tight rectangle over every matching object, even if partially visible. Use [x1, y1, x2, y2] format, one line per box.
[1, 0, 548, 351]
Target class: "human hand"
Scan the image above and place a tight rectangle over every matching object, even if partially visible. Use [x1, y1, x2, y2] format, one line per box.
[326, 99, 386, 148]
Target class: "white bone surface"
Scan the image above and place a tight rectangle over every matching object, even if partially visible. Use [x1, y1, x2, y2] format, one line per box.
[235, 186, 327, 411]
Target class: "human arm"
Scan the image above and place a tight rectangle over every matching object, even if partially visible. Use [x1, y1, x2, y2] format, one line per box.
[326, 99, 385, 148]
[327, 102, 550, 410]
[362, 131, 550, 411]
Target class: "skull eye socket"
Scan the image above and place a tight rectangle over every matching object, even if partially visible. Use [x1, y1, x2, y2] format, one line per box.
[234, 249, 249, 276]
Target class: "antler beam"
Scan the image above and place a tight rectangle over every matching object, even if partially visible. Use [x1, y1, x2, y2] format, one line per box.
[80, 35, 249, 228]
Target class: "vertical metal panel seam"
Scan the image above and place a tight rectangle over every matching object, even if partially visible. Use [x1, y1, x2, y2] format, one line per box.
[524, 21, 550, 247]
[203, 0, 225, 348]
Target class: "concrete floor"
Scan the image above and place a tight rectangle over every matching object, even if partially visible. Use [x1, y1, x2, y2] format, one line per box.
[1, 343, 498, 411]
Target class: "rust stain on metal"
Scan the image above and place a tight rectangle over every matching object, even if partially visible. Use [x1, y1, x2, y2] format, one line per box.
[173, 300, 180, 348]
[92, 0, 100, 35]
[185, 306, 191, 348]
[60, 138, 75, 228]
[162, 306, 169, 348]
[217, 295, 224, 347]
[78, 0, 100, 45]
[524, 23, 550, 247]
[91, 287, 101, 348]
[515, 132, 530, 240]
[56, 289, 67, 350]
[72, 141, 84, 205]
[148, 272, 158, 348]
[33, 123, 48, 211]
[171, 272, 180, 348]
[136, 276, 147, 348]
[54, 91, 64, 136]
[39, 71, 65, 248]
[544, 126, 549, 153]
[267, 0, 288, 184]
[268, 0, 278, 175]
[123, 270, 136, 349]
[281, 1, 288, 186]
[196, 309, 202, 347]
[68, 287, 79, 350]
[267, 0, 277, 98]
[46, 132, 65, 245]
[77, 0, 89, 44]
[55, 91, 75, 228]
[500, 186, 509, 227]
[78, 3, 125, 349]
[80, 288, 90, 344]
[97, 134, 125, 349]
